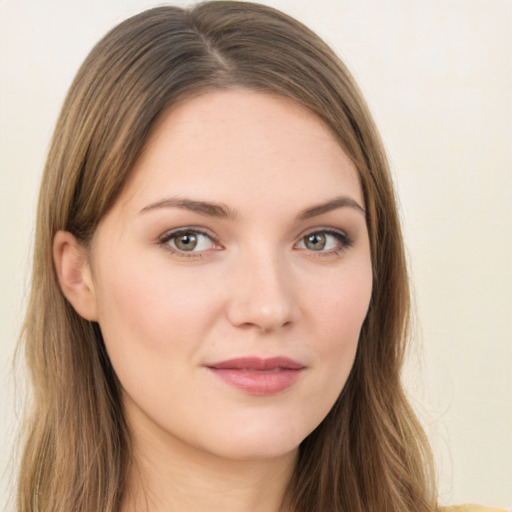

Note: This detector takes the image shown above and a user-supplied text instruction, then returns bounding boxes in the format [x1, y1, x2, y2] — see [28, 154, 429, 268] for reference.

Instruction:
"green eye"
[174, 233, 198, 251]
[304, 233, 327, 251]
[297, 229, 351, 253]
[163, 230, 216, 253]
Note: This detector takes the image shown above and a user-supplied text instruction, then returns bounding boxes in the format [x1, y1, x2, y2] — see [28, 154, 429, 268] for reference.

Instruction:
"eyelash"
[158, 228, 220, 259]
[158, 227, 353, 259]
[298, 228, 354, 257]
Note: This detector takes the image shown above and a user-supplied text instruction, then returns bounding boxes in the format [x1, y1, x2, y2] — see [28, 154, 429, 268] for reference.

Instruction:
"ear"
[53, 230, 98, 321]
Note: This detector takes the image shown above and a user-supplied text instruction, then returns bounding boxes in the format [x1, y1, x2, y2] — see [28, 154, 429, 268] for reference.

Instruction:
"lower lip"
[207, 368, 304, 396]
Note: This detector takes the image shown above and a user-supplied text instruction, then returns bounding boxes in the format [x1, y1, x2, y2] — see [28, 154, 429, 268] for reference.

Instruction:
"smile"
[206, 357, 306, 396]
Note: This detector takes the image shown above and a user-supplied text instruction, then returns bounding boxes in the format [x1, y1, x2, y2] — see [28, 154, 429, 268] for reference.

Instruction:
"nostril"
[226, 297, 299, 332]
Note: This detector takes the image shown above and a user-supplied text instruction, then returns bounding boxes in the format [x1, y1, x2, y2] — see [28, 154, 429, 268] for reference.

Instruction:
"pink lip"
[206, 357, 305, 396]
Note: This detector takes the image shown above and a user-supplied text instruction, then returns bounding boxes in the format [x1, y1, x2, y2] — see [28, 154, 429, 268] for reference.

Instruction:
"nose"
[226, 249, 300, 333]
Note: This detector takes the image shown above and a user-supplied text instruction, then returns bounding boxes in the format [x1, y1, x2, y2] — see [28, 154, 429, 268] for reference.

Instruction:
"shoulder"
[441, 505, 510, 512]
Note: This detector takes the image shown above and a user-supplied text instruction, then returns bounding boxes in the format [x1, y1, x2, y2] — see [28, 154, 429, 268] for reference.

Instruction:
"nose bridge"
[226, 243, 298, 331]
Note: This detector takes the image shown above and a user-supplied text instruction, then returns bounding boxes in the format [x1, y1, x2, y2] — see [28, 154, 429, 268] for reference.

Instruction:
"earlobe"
[53, 230, 98, 321]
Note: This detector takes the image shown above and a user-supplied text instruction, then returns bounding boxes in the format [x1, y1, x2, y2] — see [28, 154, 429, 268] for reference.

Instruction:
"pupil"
[176, 233, 197, 251]
[306, 233, 326, 250]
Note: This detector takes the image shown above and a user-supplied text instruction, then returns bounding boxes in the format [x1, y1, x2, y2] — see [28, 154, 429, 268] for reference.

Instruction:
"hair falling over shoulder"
[16, 2, 438, 511]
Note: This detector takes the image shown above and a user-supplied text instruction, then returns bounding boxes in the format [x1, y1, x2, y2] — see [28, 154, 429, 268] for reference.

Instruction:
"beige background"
[1, 0, 511, 510]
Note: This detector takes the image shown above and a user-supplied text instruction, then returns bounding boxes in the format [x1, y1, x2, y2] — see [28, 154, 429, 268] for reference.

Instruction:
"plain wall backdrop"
[1, 0, 511, 510]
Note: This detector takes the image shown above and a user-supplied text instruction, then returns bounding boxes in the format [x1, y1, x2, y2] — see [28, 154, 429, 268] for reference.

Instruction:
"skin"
[54, 89, 373, 512]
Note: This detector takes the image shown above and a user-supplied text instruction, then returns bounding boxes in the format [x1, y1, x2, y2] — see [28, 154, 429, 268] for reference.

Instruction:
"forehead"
[116, 89, 363, 215]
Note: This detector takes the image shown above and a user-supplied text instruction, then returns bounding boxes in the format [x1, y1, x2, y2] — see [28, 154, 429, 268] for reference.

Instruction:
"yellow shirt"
[442, 505, 510, 512]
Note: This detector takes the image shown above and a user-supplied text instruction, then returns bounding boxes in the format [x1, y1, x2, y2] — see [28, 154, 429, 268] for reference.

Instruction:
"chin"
[198, 418, 312, 461]
[210, 438, 300, 462]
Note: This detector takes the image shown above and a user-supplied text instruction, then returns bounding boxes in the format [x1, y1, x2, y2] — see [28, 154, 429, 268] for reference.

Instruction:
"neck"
[120, 410, 296, 512]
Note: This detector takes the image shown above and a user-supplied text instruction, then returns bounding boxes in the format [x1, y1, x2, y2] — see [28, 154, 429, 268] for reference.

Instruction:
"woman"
[15, 2, 504, 512]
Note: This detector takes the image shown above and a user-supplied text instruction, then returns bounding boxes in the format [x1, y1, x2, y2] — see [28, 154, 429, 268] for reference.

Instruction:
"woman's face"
[86, 90, 372, 461]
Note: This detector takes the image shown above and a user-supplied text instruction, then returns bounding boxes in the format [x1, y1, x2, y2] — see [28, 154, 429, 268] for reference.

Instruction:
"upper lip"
[206, 356, 305, 371]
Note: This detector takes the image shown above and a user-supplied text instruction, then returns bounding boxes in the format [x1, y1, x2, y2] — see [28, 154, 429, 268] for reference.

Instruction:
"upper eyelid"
[157, 226, 352, 250]
[295, 227, 353, 250]
[297, 226, 349, 239]
[158, 225, 347, 238]
[158, 226, 218, 243]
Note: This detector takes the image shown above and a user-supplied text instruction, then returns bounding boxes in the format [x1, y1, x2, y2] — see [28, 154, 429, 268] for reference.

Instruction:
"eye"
[161, 229, 217, 253]
[296, 229, 352, 253]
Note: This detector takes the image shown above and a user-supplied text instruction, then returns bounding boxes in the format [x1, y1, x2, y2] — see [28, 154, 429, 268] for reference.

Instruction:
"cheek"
[304, 264, 371, 393]
[92, 254, 223, 376]
[306, 259, 372, 337]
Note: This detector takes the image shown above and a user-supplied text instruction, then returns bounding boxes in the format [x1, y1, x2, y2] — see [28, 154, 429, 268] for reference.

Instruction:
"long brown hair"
[17, 2, 437, 511]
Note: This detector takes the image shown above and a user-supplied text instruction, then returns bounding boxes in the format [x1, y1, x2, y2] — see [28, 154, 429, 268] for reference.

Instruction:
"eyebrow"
[140, 195, 365, 220]
[140, 198, 238, 219]
[297, 196, 365, 220]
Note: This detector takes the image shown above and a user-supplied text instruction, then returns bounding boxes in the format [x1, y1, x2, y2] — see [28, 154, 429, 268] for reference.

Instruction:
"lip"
[205, 357, 306, 396]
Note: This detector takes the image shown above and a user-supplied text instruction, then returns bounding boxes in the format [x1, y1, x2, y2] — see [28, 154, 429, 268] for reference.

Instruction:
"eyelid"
[158, 226, 214, 243]
[295, 227, 353, 253]
[158, 226, 222, 257]
[156, 225, 353, 258]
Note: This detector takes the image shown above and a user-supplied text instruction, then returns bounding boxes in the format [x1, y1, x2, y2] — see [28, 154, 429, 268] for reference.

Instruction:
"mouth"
[205, 357, 306, 396]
